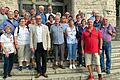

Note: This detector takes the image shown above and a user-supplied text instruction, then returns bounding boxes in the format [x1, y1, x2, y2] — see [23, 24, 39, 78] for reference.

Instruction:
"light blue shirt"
[90, 16, 95, 21]
[50, 23, 64, 44]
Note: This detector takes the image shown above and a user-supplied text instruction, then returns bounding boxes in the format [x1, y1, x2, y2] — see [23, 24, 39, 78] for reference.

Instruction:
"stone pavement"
[0, 41, 119, 80]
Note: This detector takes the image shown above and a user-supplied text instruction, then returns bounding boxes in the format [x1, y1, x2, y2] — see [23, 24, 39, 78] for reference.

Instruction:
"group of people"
[0, 4, 116, 80]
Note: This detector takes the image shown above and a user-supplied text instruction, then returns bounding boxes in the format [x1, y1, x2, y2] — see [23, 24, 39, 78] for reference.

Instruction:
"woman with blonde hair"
[1, 26, 16, 79]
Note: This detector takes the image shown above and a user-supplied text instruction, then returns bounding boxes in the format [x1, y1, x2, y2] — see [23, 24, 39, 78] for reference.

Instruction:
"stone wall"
[0, 0, 18, 11]
[65, 0, 116, 26]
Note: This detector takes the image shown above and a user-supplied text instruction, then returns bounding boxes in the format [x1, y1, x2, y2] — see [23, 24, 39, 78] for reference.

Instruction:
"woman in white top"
[66, 19, 78, 69]
[14, 18, 31, 71]
[1, 26, 16, 79]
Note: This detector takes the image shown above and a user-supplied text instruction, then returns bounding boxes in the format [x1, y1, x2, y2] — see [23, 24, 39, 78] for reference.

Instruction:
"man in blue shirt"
[36, 6, 47, 24]
[89, 11, 96, 22]
[0, 11, 18, 34]
[50, 15, 65, 69]
[94, 15, 103, 29]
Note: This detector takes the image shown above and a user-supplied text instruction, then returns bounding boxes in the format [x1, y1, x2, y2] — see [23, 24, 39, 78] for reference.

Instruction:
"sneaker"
[72, 64, 76, 69]
[69, 65, 72, 69]
[59, 65, 65, 69]
[88, 74, 94, 80]
[53, 65, 58, 70]
[8, 74, 12, 77]
[98, 77, 102, 80]
[106, 70, 110, 74]
[79, 64, 82, 67]
[101, 69, 105, 73]
[26, 65, 32, 70]
[3, 75, 7, 79]
[18, 66, 22, 71]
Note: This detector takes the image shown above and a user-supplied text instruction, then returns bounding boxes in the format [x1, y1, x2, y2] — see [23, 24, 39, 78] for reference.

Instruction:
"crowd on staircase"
[0, 4, 116, 80]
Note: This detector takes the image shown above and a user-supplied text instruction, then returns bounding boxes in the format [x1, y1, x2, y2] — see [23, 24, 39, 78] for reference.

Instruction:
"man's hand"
[5, 49, 9, 57]
[108, 30, 112, 35]
[14, 49, 16, 55]
[15, 44, 19, 49]
[31, 48, 35, 53]
[99, 49, 102, 55]
[82, 49, 84, 54]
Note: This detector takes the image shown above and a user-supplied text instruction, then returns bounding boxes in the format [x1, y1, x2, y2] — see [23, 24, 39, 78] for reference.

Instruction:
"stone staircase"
[0, 41, 119, 80]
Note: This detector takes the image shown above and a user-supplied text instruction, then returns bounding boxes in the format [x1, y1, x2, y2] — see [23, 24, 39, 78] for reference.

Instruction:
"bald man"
[50, 15, 65, 69]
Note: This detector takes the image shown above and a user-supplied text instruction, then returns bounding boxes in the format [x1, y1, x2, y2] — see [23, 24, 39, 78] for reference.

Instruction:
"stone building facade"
[0, 0, 18, 11]
[0, 0, 116, 26]
[65, 0, 116, 26]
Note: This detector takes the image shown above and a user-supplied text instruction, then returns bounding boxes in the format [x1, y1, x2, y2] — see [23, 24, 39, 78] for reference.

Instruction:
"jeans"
[100, 41, 112, 71]
[78, 40, 82, 65]
[3, 53, 14, 76]
[67, 43, 77, 60]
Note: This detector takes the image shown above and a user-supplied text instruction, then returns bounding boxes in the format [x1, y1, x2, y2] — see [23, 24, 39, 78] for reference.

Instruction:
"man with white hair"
[36, 5, 47, 24]
[46, 5, 56, 20]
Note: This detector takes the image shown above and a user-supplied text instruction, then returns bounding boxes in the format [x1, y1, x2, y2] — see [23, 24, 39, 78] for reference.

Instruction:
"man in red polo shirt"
[81, 19, 102, 80]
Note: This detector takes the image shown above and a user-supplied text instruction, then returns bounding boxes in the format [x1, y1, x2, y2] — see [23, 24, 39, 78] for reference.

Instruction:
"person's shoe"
[8, 74, 12, 77]
[18, 66, 22, 71]
[35, 73, 41, 78]
[42, 73, 48, 78]
[53, 65, 58, 70]
[59, 65, 65, 69]
[98, 76, 102, 80]
[72, 64, 76, 69]
[69, 65, 72, 69]
[101, 69, 105, 73]
[88, 74, 94, 80]
[79, 64, 82, 67]
[3, 75, 7, 79]
[26, 65, 32, 70]
[106, 70, 110, 74]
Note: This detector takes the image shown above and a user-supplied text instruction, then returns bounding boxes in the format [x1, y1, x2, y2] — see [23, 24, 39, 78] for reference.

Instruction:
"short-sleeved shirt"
[66, 26, 77, 44]
[90, 16, 95, 21]
[14, 26, 30, 45]
[0, 14, 8, 25]
[1, 33, 14, 54]
[94, 21, 102, 29]
[101, 24, 116, 42]
[82, 27, 102, 53]
[50, 23, 64, 44]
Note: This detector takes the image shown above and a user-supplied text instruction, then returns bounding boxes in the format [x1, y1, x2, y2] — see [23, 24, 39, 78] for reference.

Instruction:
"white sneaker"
[72, 64, 76, 69]
[69, 65, 72, 69]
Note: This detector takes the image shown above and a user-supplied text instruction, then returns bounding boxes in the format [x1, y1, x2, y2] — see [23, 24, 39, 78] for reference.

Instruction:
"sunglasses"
[89, 32, 92, 37]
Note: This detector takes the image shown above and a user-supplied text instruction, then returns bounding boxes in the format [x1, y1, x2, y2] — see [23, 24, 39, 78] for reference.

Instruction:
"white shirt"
[36, 25, 42, 43]
[46, 13, 56, 20]
[14, 26, 30, 45]
[1, 33, 14, 54]
[66, 26, 78, 44]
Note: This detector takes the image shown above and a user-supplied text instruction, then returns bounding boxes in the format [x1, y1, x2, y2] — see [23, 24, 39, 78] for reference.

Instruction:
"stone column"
[71, 0, 76, 18]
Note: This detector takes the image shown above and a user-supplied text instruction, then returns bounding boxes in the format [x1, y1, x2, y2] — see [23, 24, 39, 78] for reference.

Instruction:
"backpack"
[17, 26, 30, 34]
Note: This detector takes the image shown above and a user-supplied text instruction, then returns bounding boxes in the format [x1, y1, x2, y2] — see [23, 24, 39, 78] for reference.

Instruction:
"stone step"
[0, 68, 119, 80]
[0, 63, 119, 76]
[111, 41, 120, 48]
[112, 48, 120, 53]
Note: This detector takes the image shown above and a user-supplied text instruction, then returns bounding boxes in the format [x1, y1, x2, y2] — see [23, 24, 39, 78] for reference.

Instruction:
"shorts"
[85, 53, 100, 66]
